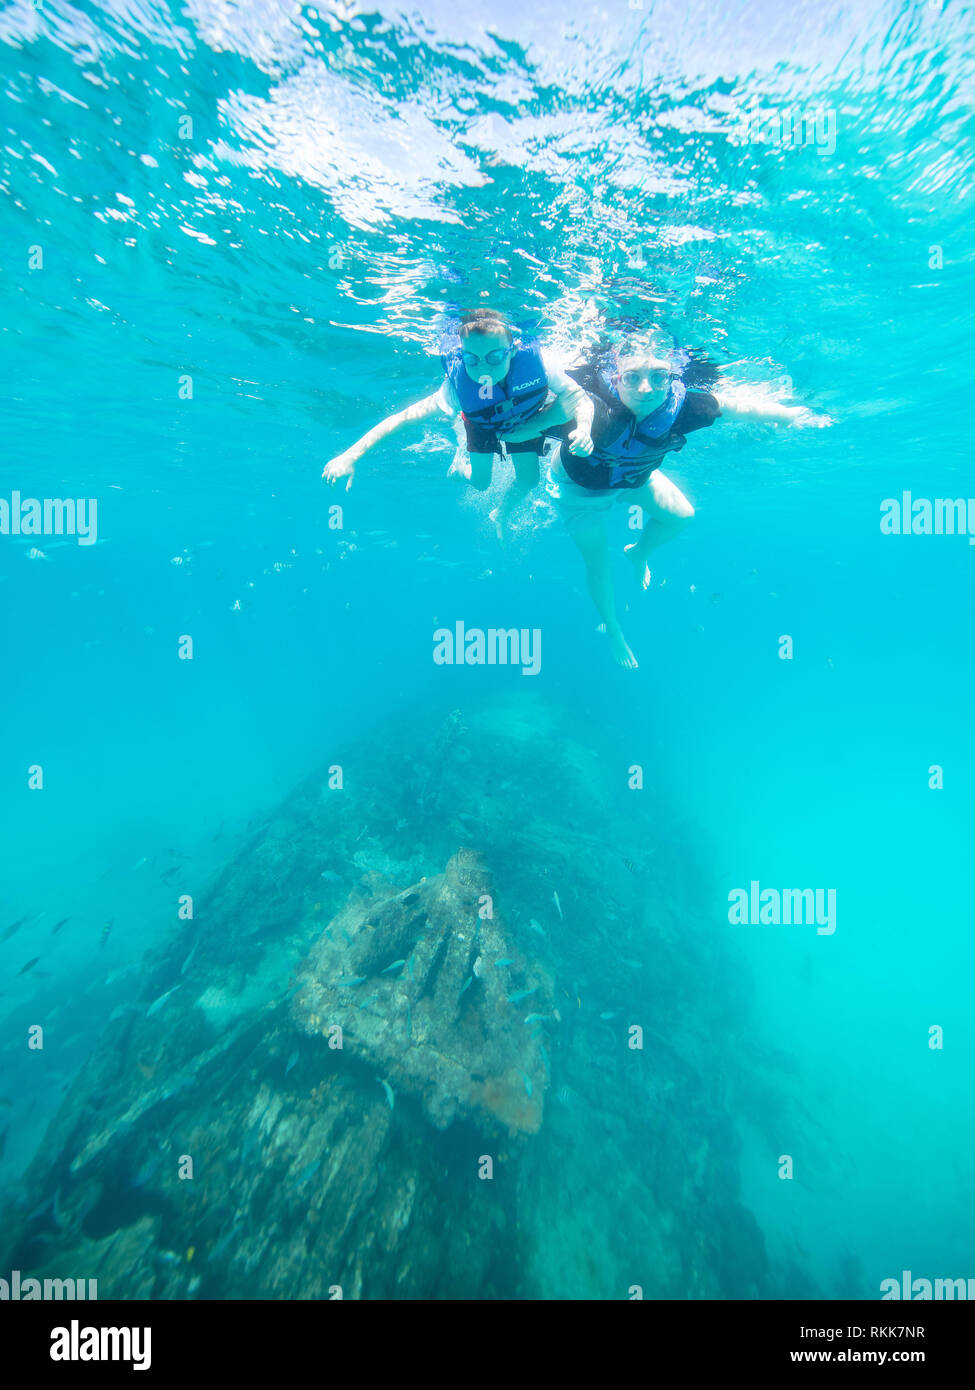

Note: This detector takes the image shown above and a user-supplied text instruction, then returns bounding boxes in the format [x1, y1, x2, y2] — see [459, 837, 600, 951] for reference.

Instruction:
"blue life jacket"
[441, 334, 550, 437]
[560, 344, 720, 489]
[589, 378, 688, 488]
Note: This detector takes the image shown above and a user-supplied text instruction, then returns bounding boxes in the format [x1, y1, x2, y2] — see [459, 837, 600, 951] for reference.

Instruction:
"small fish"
[1, 917, 28, 942]
[285, 1050, 299, 1075]
[293, 1158, 322, 1186]
[622, 858, 640, 875]
[552, 890, 563, 920]
[130, 1154, 162, 1187]
[180, 941, 198, 976]
[458, 974, 474, 998]
[472, 955, 484, 978]
[108, 1002, 139, 1023]
[494, 957, 514, 967]
[380, 959, 406, 975]
[620, 957, 643, 969]
[186, 1247, 195, 1262]
[160, 865, 180, 881]
[407, 953, 415, 979]
[521, 1072, 533, 1098]
[146, 984, 181, 1018]
[100, 921, 114, 948]
[319, 870, 340, 882]
[17, 957, 40, 977]
[600, 1010, 619, 1021]
[528, 919, 546, 937]
[50, 917, 70, 936]
[132, 857, 148, 871]
[378, 1078, 395, 1110]
[104, 963, 137, 985]
[507, 987, 537, 1004]
[340, 929, 354, 945]
[357, 992, 380, 1009]
[523, 1013, 549, 1025]
[337, 975, 367, 987]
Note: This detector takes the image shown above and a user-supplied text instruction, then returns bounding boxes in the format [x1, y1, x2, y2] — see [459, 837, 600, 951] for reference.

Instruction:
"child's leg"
[571, 520, 638, 670]
[448, 450, 495, 490]
[447, 415, 495, 490]
[624, 470, 694, 590]
[491, 448, 541, 540]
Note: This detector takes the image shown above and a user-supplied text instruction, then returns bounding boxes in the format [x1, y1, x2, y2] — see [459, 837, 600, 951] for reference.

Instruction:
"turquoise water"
[1, 0, 973, 1300]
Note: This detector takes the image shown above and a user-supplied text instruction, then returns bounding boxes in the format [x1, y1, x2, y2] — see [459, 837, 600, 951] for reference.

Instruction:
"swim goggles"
[462, 344, 515, 369]
[619, 366, 672, 390]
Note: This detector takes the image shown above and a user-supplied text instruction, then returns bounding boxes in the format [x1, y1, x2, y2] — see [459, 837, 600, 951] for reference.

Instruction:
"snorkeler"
[322, 309, 594, 539]
[503, 334, 831, 669]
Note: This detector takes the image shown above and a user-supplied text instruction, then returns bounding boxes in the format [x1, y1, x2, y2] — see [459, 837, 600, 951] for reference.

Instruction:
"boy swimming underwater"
[504, 334, 832, 669]
[322, 309, 594, 539]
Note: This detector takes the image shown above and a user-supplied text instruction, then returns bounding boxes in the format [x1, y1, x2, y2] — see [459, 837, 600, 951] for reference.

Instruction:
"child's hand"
[791, 407, 834, 428]
[568, 425, 594, 457]
[323, 451, 357, 489]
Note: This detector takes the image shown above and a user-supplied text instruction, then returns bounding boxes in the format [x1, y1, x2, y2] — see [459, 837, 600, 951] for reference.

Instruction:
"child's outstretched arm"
[562, 379, 594, 455]
[715, 391, 833, 428]
[323, 393, 443, 489]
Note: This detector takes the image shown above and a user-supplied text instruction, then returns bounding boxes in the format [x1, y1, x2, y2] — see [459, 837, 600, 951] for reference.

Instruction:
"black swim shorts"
[462, 416, 543, 456]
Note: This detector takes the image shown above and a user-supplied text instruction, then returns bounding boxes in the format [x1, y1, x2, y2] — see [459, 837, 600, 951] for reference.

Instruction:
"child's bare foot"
[608, 626, 638, 669]
[488, 506, 514, 547]
[597, 622, 638, 669]
[624, 543, 652, 590]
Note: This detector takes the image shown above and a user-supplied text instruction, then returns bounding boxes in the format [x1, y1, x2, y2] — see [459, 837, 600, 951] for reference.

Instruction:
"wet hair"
[612, 329, 673, 371]
[459, 309, 514, 342]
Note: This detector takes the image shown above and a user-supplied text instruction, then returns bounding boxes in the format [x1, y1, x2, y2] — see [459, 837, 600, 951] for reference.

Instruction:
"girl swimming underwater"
[322, 309, 594, 540]
[504, 333, 832, 668]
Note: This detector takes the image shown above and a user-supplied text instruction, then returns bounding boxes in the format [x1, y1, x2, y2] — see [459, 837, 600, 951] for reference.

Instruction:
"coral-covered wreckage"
[0, 698, 781, 1299]
[293, 850, 550, 1136]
